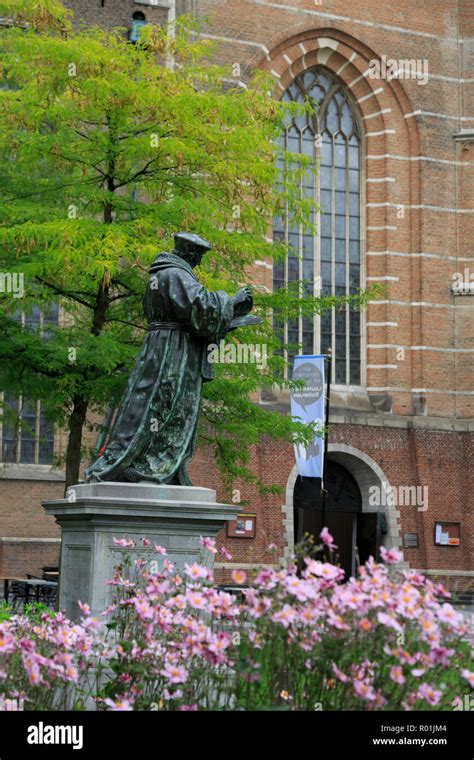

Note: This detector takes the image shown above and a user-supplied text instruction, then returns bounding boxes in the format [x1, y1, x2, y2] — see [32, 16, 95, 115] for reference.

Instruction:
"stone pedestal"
[42, 482, 240, 620]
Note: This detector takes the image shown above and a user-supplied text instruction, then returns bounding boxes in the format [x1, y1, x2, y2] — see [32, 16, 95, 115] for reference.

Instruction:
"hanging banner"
[291, 355, 326, 478]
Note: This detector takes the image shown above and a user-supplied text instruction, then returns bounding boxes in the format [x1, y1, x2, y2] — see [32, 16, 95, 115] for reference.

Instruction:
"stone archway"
[282, 443, 403, 563]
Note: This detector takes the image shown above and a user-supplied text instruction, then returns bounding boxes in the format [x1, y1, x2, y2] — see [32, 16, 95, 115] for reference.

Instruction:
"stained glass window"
[273, 68, 362, 385]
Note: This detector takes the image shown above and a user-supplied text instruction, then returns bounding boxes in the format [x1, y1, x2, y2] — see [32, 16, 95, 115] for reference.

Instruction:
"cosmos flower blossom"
[320, 527, 338, 551]
[380, 546, 403, 564]
[199, 536, 217, 554]
[231, 569, 247, 585]
[104, 697, 135, 711]
[160, 663, 188, 684]
[417, 683, 442, 706]
[0, 530, 470, 713]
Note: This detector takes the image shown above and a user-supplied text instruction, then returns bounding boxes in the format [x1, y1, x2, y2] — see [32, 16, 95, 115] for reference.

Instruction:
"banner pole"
[321, 348, 332, 530]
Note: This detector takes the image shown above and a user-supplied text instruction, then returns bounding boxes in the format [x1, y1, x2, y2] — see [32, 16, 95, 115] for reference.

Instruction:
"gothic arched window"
[273, 68, 362, 385]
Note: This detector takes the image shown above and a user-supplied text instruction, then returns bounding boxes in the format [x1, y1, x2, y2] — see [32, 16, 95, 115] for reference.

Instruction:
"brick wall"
[64, 0, 169, 30]
[0, 0, 471, 592]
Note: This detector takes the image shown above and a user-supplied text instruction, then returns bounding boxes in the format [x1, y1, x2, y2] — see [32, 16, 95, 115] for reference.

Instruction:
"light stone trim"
[413, 569, 474, 578]
[0, 464, 65, 481]
[214, 562, 277, 570]
[368, 299, 470, 308]
[366, 129, 396, 136]
[200, 31, 270, 56]
[366, 276, 399, 281]
[367, 153, 474, 167]
[367, 202, 474, 214]
[405, 111, 474, 122]
[357, 88, 384, 103]
[364, 109, 392, 120]
[349, 69, 371, 87]
[368, 344, 474, 354]
[367, 250, 474, 261]
[316, 38, 339, 51]
[337, 52, 357, 74]
[252, 1, 467, 43]
[366, 386, 474, 396]
[0, 537, 61, 543]
[366, 321, 399, 326]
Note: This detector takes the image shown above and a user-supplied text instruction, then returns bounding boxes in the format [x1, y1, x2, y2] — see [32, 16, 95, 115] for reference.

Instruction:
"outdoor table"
[0, 577, 57, 604]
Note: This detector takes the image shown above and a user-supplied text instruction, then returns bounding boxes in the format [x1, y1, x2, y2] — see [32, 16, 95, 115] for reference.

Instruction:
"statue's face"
[187, 249, 205, 268]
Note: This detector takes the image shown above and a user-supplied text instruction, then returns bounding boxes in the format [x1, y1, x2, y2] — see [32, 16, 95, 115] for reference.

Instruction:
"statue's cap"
[173, 232, 211, 256]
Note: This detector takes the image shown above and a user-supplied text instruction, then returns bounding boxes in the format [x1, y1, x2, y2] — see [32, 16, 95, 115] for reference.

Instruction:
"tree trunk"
[64, 394, 89, 494]
[63, 127, 115, 493]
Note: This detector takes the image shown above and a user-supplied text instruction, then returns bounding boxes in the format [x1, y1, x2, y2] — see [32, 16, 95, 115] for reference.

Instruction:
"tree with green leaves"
[0, 0, 375, 494]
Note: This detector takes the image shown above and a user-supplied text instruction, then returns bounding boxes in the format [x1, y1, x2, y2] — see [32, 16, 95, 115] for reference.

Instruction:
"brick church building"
[0, 0, 472, 593]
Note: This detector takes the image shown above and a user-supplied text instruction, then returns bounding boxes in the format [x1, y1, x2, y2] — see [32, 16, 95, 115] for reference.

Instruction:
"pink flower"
[154, 544, 167, 555]
[78, 601, 90, 616]
[200, 536, 217, 554]
[437, 603, 462, 627]
[272, 604, 298, 628]
[320, 527, 338, 551]
[389, 665, 405, 684]
[141, 538, 151, 547]
[184, 563, 208, 580]
[186, 591, 207, 610]
[113, 537, 135, 548]
[429, 647, 454, 666]
[461, 670, 474, 688]
[134, 598, 154, 620]
[221, 546, 233, 561]
[306, 561, 342, 582]
[327, 610, 350, 631]
[104, 697, 134, 711]
[354, 680, 376, 701]
[231, 569, 247, 585]
[418, 683, 442, 706]
[380, 546, 403, 564]
[332, 663, 349, 683]
[0, 633, 16, 655]
[377, 612, 403, 633]
[207, 632, 231, 655]
[161, 663, 188, 684]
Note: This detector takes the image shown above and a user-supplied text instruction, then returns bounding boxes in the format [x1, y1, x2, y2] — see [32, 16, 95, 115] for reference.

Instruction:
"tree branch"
[35, 276, 95, 308]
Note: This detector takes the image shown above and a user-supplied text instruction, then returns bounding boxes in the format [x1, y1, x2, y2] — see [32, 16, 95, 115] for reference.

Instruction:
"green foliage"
[0, 600, 12, 622]
[0, 1, 376, 491]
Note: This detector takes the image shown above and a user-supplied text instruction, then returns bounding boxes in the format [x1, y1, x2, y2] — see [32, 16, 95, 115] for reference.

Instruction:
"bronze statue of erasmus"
[85, 232, 256, 486]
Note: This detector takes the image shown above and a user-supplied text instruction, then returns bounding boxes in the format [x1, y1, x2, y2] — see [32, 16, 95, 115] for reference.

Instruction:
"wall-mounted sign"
[227, 514, 256, 539]
[403, 532, 419, 549]
[434, 522, 460, 546]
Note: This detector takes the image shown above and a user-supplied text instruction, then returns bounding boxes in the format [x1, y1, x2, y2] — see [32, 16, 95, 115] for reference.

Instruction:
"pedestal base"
[43, 482, 240, 620]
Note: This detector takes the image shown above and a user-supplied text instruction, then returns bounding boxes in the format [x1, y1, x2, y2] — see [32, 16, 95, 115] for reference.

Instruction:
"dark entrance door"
[294, 460, 376, 578]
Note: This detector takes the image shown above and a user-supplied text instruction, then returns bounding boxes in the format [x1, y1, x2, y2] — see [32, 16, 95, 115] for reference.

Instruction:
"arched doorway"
[282, 445, 404, 573]
[293, 459, 384, 577]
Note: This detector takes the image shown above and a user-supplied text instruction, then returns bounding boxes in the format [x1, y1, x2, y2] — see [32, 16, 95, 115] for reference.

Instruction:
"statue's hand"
[232, 286, 253, 316]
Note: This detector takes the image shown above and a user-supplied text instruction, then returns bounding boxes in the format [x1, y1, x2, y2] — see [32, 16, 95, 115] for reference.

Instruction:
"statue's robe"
[85, 253, 234, 484]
